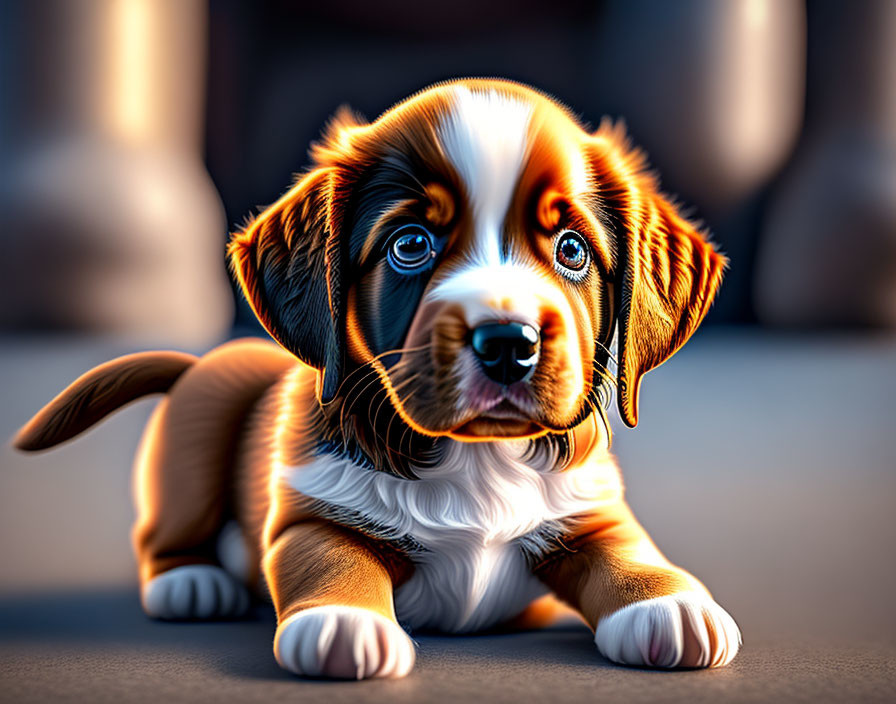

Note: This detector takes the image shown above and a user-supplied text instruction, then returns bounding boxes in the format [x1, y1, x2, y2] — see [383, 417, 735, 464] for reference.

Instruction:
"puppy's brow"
[536, 189, 566, 231]
[424, 182, 455, 227]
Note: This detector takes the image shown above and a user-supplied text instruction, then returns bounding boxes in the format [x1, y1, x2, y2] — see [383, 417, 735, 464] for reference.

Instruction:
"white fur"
[274, 605, 415, 680]
[141, 564, 250, 620]
[428, 262, 556, 329]
[283, 441, 622, 633]
[216, 519, 251, 582]
[432, 87, 587, 399]
[439, 86, 532, 266]
[595, 591, 742, 668]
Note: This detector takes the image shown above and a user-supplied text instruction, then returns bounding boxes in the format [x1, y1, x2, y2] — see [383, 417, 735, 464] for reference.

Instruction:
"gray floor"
[2, 329, 895, 703]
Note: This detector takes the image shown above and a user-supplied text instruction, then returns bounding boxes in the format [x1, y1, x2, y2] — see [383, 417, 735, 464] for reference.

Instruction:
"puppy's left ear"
[228, 167, 350, 402]
[592, 129, 727, 427]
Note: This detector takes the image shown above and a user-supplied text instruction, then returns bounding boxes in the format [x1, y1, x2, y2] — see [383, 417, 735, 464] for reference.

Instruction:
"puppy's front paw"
[595, 591, 741, 668]
[274, 606, 416, 680]
[141, 565, 251, 620]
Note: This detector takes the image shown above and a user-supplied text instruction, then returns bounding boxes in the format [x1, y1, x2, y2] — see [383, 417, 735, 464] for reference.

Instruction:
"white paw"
[595, 591, 742, 668]
[274, 606, 416, 680]
[141, 565, 251, 620]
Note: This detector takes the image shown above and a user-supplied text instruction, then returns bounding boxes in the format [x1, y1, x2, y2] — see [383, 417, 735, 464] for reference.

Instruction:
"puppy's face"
[341, 88, 613, 440]
[230, 80, 725, 446]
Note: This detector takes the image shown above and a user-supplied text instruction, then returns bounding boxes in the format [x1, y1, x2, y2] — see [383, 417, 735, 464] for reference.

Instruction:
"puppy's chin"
[449, 417, 545, 441]
[394, 391, 582, 441]
[447, 402, 548, 440]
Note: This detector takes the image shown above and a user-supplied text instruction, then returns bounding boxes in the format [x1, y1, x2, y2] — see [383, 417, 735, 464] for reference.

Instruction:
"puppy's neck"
[308, 385, 607, 479]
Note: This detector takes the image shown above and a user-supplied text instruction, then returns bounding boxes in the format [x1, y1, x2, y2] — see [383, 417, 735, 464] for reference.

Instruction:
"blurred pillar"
[587, 0, 806, 321]
[0, 0, 233, 345]
[754, 0, 896, 328]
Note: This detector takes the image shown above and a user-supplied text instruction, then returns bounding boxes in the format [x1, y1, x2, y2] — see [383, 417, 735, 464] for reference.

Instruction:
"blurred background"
[1, 1, 894, 702]
[1, 0, 894, 337]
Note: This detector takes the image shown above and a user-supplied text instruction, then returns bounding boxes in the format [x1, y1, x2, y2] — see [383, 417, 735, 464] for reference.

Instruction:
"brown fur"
[535, 501, 707, 628]
[265, 520, 410, 623]
[131, 339, 295, 584]
[14, 351, 196, 451]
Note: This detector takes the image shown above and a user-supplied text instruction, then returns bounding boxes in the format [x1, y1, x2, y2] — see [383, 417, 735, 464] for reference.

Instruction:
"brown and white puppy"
[16, 79, 740, 679]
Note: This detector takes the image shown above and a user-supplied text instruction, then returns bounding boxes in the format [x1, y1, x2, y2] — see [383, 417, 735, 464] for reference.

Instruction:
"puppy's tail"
[13, 351, 198, 452]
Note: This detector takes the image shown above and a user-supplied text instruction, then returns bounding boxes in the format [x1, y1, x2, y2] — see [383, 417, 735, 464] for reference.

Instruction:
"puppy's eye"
[554, 230, 590, 280]
[388, 225, 436, 272]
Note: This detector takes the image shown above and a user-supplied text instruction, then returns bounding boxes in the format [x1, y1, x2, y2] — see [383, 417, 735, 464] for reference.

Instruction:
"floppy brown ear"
[589, 124, 726, 427]
[228, 167, 347, 402]
[613, 192, 726, 427]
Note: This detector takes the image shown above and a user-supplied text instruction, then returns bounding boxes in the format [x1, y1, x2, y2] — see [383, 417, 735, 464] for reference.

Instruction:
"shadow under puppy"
[16, 79, 740, 679]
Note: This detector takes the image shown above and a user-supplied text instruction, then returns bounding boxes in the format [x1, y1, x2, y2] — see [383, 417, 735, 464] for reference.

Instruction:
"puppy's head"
[230, 79, 725, 448]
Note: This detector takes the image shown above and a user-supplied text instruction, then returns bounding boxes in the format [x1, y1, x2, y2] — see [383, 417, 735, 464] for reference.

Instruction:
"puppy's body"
[16, 79, 741, 679]
[135, 344, 618, 633]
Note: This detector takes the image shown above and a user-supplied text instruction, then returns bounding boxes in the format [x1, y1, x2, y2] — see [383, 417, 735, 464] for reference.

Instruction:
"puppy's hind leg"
[132, 396, 248, 620]
[132, 339, 293, 620]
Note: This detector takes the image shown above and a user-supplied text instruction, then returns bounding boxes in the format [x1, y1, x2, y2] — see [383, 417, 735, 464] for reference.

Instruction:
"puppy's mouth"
[450, 397, 543, 439]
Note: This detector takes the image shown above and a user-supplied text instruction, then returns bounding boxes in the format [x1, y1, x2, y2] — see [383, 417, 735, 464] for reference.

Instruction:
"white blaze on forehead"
[429, 263, 561, 327]
[438, 86, 533, 266]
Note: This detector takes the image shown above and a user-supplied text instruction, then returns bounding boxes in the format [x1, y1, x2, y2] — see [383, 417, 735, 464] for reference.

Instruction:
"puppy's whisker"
[364, 179, 427, 200]
[370, 372, 419, 432]
[340, 372, 386, 439]
[591, 361, 617, 388]
[334, 351, 426, 430]
[352, 381, 421, 468]
[370, 382, 394, 433]
[337, 369, 389, 440]
[345, 357, 418, 412]
[593, 339, 619, 367]
[398, 420, 414, 461]
[381, 389, 425, 464]
[339, 356, 415, 404]
[375, 160, 430, 196]
[380, 375, 422, 450]
[337, 360, 425, 454]
[320, 344, 433, 408]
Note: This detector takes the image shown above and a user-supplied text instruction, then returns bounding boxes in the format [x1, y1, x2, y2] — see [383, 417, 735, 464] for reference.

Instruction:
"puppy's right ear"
[228, 167, 346, 402]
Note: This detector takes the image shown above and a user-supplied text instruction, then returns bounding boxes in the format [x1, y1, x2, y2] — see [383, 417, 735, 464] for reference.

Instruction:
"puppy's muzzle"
[469, 322, 540, 386]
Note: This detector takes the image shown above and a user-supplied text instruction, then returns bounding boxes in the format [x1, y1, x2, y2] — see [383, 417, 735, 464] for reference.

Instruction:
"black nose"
[470, 322, 540, 386]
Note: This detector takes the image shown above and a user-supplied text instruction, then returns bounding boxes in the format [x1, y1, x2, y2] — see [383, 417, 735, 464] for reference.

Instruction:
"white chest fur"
[282, 440, 622, 633]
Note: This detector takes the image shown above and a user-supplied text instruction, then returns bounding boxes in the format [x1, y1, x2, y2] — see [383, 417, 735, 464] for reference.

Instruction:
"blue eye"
[554, 230, 590, 280]
[388, 225, 435, 272]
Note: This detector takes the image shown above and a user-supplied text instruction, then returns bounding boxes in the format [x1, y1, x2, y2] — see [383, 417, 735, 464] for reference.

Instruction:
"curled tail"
[13, 351, 198, 452]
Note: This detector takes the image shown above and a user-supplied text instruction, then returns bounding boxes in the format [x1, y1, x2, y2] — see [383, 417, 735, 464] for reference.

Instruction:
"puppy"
[16, 79, 740, 679]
